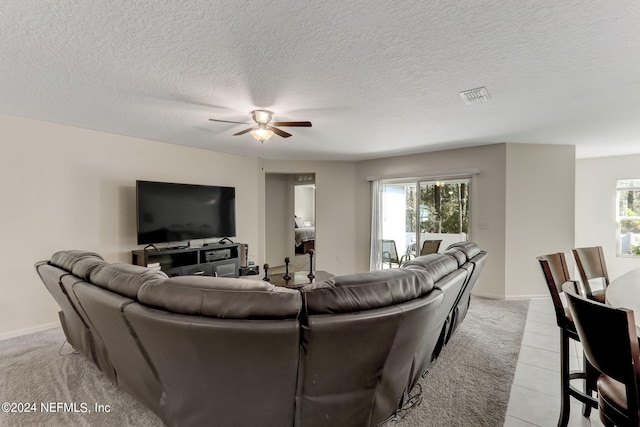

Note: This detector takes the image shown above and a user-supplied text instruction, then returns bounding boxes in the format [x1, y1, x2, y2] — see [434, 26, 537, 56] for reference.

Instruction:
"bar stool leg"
[582, 354, 595, 417]
[559, 331, 571, 427]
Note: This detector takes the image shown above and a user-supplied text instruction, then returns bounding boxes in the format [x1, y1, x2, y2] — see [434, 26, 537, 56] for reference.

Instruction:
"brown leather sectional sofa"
[35, 242, 486, 427]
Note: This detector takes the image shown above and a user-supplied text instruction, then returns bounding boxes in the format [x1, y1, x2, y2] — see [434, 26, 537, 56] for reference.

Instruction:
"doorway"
[265, 173, 316, 272]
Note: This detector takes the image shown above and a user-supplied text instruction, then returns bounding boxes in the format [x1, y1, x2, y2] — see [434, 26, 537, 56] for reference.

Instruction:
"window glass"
[379, 178, 470, 268]
[616, 179, 640, 256]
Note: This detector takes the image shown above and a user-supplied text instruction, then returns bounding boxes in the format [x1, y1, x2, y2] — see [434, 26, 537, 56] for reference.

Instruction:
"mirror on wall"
[265, 173, 316, 273]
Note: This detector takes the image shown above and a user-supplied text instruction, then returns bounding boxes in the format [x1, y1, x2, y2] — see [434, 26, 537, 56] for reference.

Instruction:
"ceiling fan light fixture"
[250, 126, 274, 141]
[210, 109, 310, 140]
[252, 109, 273, 124]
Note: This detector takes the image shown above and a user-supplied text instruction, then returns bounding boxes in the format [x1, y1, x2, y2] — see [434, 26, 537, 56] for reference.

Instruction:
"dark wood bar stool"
[572, 246, 609, 303]
[537, 253, 598, 426]
[563, 282, 640, 426]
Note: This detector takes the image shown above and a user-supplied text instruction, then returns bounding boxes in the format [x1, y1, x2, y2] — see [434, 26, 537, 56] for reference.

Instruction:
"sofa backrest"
[302, 266, 437, 316]
[137, 275, 301, 319]
[412, 268, 468, 385]
[442, 247, 467, 267]
[296, 290, 444, 427]
[59, 274, 116, 381]
[124, 303, 301, 427]
[49, 250, 106, 272]
[397, 253, 470, 387]
[447, 241, 481, 259]
[444, 242, 488, 339]
[297, 254, 467, 427]
[401, 253, 459, 277]
[72, 281, 163, 414]
[127, 275, 303, 426]
[90, 263, 167, 299]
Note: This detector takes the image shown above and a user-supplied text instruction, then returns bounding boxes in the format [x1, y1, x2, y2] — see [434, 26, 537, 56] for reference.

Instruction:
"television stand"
[132, 243, 241, 278]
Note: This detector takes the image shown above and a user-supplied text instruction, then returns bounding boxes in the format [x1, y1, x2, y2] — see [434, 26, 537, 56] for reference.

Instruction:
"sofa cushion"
[443, 248, 467, 267]
[402, 254, 459, 281]
[329, 268, 433, 290]
[50, 250, 104, 275]
[71, 258, 109, 281]
[302, 269, 435, 314]
[447, 241, 481, 259]
[90, 263, 168, 299]
[137, 276, 302, 319]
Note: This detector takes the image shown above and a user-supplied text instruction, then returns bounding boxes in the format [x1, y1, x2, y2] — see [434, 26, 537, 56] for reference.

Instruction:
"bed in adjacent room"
[294, 216, 315, 254]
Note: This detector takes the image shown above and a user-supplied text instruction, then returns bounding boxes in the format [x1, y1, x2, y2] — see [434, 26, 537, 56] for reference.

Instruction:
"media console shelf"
[132, 243, 241, 278]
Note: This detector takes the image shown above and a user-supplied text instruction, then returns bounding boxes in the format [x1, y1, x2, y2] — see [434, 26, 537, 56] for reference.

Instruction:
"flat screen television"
[136, 180, 236, 245]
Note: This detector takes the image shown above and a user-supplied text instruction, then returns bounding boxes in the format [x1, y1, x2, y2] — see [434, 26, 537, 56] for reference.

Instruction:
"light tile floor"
[504, 298, 605, 427]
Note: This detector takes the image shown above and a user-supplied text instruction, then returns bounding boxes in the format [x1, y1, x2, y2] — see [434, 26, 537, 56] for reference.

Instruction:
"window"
[409, 180, 470, 236]
[616, 179, 640, 256]
[371, 177, 471, 270]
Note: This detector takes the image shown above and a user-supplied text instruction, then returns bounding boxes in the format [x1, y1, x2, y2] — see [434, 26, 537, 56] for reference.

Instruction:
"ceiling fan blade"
[268, 126, 292, 138]
[271, 121, 312, 127]
[233, 127, 254, 136]
[209, 118, 251, 125]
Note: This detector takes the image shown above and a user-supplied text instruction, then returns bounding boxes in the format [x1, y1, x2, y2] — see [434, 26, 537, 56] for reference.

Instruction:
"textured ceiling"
[2, 1, 640, 160]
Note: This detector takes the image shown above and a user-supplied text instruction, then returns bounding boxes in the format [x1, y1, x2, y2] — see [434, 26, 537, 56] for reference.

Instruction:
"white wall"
[505, 144, 575, 298]
[0, 114, 260, 337]
[576, 154, 640, 280]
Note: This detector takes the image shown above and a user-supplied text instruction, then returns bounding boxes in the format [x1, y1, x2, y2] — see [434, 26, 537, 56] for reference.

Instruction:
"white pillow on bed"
[294, 216, 305, 228]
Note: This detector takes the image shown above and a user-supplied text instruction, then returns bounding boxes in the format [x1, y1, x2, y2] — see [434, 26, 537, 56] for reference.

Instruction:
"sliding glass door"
[375, 177, 471, 269]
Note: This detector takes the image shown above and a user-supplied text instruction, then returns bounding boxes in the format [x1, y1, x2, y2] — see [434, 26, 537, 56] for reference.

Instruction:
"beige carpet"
[0, 297, 527, 427]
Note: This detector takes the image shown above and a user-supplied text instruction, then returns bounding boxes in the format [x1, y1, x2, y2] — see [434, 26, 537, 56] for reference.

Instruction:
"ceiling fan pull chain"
[260, 140, 264, 171]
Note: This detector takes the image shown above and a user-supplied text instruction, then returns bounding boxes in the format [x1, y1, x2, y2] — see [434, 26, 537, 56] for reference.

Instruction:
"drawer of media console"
[181, 263, 214, 276]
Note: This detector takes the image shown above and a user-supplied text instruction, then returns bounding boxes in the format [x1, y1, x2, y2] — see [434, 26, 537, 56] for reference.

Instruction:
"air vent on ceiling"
[459, 87, 491, 105]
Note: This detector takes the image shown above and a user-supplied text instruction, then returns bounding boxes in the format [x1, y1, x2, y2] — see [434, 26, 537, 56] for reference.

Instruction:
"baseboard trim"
[471, 291, 505, 300]
[0, 322, 59, 341]
[472, 291, 548, 301]
[503, 294, 548, 301]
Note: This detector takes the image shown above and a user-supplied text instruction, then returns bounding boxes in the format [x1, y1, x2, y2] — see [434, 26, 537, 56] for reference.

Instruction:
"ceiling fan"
[209, 110, 312, 141]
